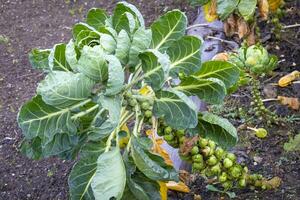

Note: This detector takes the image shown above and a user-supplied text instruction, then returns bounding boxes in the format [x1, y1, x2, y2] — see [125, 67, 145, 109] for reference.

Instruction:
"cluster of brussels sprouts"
[250, 79, 278, 125]
[123, 90, 153, 121]
[271, 8, 285, 39]
[156, 119, 186, 148]
[179, 136, 274, 190]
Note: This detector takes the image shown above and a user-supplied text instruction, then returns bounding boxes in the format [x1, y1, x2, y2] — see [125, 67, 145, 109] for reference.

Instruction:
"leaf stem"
[71, 104, 99, 120]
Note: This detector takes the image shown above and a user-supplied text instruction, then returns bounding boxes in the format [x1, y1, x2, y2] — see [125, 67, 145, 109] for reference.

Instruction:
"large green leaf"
[37, 71, 95, 107]
[189, 0, 211, 6]
[175, 76, 227, 104]
[151, 10, 187, 51]
[49, 43, 72, 71]
[238, 0, 257, 21]
[167, 35, 202, 77]
[112, 2, 144, 33]
[28, 48, 50, 70]
[17, 95, 77, 141]
[72, 22, 95, 40]
[86, 8, 108, 30]
[196, 112, 238, 148]
[20, 137, 42, 160]
[194, 61, 240, 88]
[68, 141, 106, 200]
[131, 137, 179, 182]
[75, 30, 100, 49]
[104, 55, 124, 96]
[139, 49, 170, 91]
[99, 32, 117, 54]
[128, 27, 152, 67]
[115, 30, 131, 65]
[217, 0, 239, 20]
[153, 89, 198, 129]
[91, 148, 126, 200]
[77, 45, 108, 81]
[89, 94, 122, 141]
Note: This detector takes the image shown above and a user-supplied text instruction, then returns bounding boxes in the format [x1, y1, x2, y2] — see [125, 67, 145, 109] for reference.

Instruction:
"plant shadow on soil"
[0, 0, 299, 200]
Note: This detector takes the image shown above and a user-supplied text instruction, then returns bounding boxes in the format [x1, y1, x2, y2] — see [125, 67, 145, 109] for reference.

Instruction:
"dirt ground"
[0, 0, 299, 200]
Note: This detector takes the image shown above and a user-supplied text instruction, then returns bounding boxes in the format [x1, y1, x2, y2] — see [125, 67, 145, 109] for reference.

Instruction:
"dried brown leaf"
[258, 0, 269, 20]
[278, 96, 300, 110]
[278, 70, 300, 87]
[237, 18, 250, 39]
[179, 136, 198, 156]
[212, 52, 229, 61]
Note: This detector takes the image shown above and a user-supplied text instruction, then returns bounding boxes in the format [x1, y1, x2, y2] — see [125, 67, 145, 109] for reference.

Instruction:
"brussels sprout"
[192, 162, 204, 171]
[192, 154, 204, 163]
[176, 129, 185, 137]
[191, 146, 199, 155]
[211, 164, 221, 175]
[226, 153, 236, 162]
[164, 126, 172, 134]
[207, 155, 218, 166]
[223, 158, 233, 168]
[144, 110, 152, 118]
[238, 178, 247, 187]
[141, 101, 150, 110]
[202, 146, 211, 157]
[198, 138, 208, 148]
[222, 181, 233, 190]
[208, 140, 216, 150]
[219, 172, 228, 182]
[163, 134, 174, 141]
[129, 99, 138, 107]
[215, 147, 225, 159]
[230, 165, 242, 178]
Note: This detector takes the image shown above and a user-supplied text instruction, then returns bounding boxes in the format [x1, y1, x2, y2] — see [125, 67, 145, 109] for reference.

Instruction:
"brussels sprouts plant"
[228, 44, 279, 125]
[17, 2, 243, 199]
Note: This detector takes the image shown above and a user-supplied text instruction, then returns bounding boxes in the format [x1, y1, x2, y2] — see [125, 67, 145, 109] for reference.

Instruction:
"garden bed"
[0, 0, 299, 199]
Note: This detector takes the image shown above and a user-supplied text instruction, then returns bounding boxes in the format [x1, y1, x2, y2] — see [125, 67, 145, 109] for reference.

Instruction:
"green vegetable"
[207, 155, 218, 166]
[192, 154, 204, 163]
[164, 126, 173, 134]
[191, 146, 200, 155]
[226, 153, 236, 162]
[223, 158, 233, 168]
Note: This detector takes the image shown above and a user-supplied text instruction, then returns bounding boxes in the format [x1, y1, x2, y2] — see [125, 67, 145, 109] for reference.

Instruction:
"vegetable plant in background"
[17, 2, 278, 199]
[228, 44, 279, 125]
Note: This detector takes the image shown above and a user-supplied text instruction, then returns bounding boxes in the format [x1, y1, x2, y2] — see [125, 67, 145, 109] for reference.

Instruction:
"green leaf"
[217, 0, 239, 20]
[28, 48, 50, 70]
[206, 185, 236, 199]
[75, 30, 100, 49]
[89, 94, 122, 141]
[99, 32, 117, 54]
[77, 45, 108, 81]
[238, 0, 257, 21]
[151, 10, 187, 51]
[131, 136, 179, 182]
[114, 12, 136, 34]
[167, 36, 202, 77]
[68, 141, 106, 200]
[20, 137, 42, 160]
[175, 76, 227, 104]
[189, 0, 211, 7]
[139, 49, 170, 91]
[128, 27, 152, 67]
[37, 71, 95, 107]
[66, 40, 79, 71]
[153, 89, 198, 129]
[197, 112, 238, 148]
[86, 8, 108, 30]
[104, 55, 125, 96]
[115, 30, 131, 65]
[194, 61, 240, 88]
[72, 22, 95, 40]
[49, 43, 72, 71]
[284, 134, 300, 152]
[112, 2, 145, 33]
[91, 148, 126, 200]
[17, 95, 77, 141]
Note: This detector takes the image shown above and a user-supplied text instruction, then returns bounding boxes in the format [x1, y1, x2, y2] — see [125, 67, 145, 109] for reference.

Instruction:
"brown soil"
[0, 0, 299, 200]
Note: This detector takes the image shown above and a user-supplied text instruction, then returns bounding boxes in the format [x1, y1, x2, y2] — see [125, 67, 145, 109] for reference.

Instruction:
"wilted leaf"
[166, 181, 190, 193]
[262, 177, 282, 189]
[159, 182, 168, 200]
[237, 17, 250, 39]
[258, 0, 269, 20]
[179, 136, 198, 156]
[278, 70, 300, 87]
[268, 0, 284, 12]
[277, 96, 300, 110]
[203, 0, 218, 22]
[212, 52, 229, 61]
[246, 24, 256, 45]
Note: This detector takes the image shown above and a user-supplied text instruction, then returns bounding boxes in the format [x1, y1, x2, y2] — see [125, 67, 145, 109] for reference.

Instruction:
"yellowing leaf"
[262, 176, 282, 189]
[139, 85, 152, 95]
[278, 70, 300, 87]
[258, 0, 269, 20]
[121, 124, 129, 133]
[159, 182, 168, 200]
[212, 52, 229, 61]
[268, 0, 284, 12]
[278, 96, 300, 110]
[204, 0, 218, 22]
[166, 181, 190, 193]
